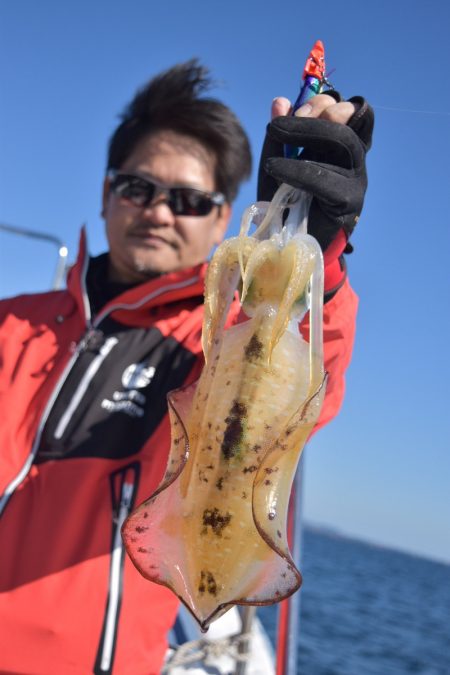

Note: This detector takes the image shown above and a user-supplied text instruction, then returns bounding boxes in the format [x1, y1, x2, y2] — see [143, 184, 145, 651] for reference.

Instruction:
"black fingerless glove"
[257, 97, 374, 299]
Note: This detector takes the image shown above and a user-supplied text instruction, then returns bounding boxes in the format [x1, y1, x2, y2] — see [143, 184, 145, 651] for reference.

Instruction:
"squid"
[122, 185, 326, 630]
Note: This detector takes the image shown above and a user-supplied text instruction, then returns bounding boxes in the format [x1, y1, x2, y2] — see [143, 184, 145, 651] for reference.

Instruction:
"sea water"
[258, 527, 450, 674]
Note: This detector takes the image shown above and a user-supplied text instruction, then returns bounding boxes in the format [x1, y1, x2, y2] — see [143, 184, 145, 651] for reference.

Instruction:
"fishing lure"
[293, 38, 327, 111]
[286, 39, 331, 159]
[122, 177, 326, 629]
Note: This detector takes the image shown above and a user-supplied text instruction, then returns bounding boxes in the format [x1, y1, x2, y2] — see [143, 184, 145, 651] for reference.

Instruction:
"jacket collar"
[66, 228, 207, 326]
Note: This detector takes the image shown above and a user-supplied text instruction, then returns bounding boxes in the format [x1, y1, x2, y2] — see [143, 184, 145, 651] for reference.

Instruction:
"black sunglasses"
[107, 170, 225, 217]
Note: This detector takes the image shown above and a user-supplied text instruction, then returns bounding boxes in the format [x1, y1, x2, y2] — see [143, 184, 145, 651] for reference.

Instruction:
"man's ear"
[101, 177, 111, 218]
[212, 203, 232, 246]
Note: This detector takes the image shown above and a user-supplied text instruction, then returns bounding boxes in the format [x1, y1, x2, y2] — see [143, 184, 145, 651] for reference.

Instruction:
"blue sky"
[1, 1, 449, 563]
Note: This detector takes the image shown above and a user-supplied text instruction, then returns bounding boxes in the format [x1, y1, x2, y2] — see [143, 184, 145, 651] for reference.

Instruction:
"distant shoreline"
[303, 521, 450, 567]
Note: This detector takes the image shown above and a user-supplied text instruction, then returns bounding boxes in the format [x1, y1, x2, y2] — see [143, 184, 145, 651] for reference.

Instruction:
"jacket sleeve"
[0, 298, 14, 371]
[0, 298, 12, 323]
[300, 278, 358, 434]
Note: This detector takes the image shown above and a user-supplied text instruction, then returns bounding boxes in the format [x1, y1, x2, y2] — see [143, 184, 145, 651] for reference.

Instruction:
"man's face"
[102, 130, 231, 284]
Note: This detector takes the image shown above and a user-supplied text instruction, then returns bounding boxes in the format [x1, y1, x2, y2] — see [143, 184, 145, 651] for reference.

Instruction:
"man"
[0, 61, 373, 674]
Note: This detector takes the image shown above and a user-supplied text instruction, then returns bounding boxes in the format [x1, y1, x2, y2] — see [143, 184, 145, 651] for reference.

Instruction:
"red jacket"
[0, 231, 358, 674]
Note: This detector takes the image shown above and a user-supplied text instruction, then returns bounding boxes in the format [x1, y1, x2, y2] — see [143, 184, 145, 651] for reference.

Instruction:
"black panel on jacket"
[35, 254, 199, 462]
[36, 321, 197, 461]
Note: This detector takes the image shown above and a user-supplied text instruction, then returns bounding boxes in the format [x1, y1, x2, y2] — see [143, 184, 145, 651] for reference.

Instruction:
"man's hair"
[107, 60, 252, 202]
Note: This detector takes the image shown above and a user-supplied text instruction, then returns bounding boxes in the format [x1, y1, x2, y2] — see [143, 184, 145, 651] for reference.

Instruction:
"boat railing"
[0, 222, 69, 290]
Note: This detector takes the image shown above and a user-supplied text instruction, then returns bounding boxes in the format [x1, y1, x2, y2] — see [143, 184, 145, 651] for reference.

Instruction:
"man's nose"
[140, 192, 175, 224]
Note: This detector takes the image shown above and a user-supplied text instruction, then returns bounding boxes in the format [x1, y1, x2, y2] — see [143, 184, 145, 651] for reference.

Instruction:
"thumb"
[271, 97, 292, 119]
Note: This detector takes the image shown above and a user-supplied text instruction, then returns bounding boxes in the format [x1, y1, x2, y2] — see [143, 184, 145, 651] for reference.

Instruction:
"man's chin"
[107, 254, 172, 284]
[133, 254, 180, 280]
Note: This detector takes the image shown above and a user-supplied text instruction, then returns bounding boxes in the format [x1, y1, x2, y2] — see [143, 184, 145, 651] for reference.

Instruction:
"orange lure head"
[303, 39, 326, 81]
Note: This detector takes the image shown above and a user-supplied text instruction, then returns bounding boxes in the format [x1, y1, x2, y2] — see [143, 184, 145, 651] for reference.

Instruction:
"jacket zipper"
[0, 274, 200, 516]
[94, 463, 140, 675]
[0, 347, 80, 516]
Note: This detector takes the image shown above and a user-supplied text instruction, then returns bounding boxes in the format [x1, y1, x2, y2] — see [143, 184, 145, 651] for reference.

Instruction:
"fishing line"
[373, 105, 450, 116]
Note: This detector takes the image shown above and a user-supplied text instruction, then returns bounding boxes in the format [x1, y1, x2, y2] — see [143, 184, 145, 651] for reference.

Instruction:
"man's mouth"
[128, 230, 177, 249]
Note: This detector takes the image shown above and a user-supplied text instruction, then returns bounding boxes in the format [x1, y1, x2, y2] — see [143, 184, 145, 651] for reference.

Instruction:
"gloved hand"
[257, 95, 374, 298]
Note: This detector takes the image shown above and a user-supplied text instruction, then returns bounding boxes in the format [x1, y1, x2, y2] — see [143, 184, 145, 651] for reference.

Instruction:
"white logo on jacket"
[101, 361, 155, 418]
[121, 363, 156, 389]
